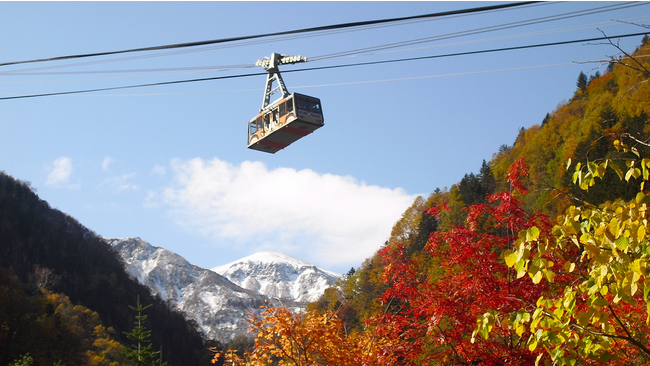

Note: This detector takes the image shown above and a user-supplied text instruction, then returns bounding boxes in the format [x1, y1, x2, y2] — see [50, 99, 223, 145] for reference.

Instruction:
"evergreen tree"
[457, 173, 483, 206]
[123, 296, 166, 366]
[576, 71, 588, 92]
[478, 160, 496, 196]
[457, 161, 496, 207]
[541, 113, 550, 126]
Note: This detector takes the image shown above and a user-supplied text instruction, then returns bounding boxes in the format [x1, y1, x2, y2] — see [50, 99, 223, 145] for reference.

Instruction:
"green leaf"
[527, 227, 540, 242]
[516, 259, 528, 278]
[615, 236, 629, 251]
[587, 161, 598, 176]
[543, 269, 556, 283]
[599, 352, 618, 362]
[610, 161, 625, 180]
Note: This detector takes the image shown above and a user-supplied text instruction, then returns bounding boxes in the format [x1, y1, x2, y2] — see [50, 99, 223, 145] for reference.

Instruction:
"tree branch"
[599, 28, 650, 78]
[606, 302, 650, 357]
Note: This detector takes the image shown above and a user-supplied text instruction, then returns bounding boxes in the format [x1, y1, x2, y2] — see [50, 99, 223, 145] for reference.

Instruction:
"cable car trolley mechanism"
[247, 53, 324, 153]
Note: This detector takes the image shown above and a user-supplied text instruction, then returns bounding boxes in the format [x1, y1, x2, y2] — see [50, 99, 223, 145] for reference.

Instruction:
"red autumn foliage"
[372, 158, 556, 365]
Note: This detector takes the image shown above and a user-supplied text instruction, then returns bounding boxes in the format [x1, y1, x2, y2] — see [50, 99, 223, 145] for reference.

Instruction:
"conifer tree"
[478, 159, 496, 196]
[123, 296, 166, 366]
[541, 113, 550, 126]
[576, 71, 588, 92]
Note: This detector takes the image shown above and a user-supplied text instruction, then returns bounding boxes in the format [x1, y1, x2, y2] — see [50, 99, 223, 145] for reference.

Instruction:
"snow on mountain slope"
[107, 237, 273, 342]
[211, 251, 340, 303]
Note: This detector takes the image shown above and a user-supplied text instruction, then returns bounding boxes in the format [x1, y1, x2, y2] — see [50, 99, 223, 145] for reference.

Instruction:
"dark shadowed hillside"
[0, 172, 216, 365]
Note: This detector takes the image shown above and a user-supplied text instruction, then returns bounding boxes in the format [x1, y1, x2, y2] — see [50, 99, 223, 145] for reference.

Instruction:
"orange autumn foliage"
[213, 305, 389, 366]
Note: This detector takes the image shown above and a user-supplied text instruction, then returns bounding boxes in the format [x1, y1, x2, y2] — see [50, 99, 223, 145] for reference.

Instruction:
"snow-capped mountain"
[212, 251, 340, 303]
[107, 237, 274, 342]
[107, 238, 339, 343]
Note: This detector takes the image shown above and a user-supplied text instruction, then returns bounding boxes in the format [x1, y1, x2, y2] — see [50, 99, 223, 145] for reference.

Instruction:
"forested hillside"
[0, 173, 215, 365]
[216, 36, 650, 365]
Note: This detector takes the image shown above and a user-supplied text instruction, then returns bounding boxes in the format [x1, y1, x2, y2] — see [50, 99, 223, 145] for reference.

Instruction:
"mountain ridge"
[108, 237, 338, 342]
[212, 250, 340, 303]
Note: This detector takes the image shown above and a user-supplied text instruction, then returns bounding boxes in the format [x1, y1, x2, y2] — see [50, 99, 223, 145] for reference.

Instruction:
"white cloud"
[102, 157, 115, 171]
[151, 164, 167, 176]
[45, 157, 73, 187]
[102, 173, 139, 192]
[159, 158, 418, 267]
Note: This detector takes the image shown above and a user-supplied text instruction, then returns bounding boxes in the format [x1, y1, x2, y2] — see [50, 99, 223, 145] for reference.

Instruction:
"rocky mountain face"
[212, 251, 340, 304]
[108, 238, 339, 342]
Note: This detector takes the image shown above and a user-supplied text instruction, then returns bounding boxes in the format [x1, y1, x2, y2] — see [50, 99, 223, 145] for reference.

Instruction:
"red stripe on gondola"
[283, 126, 312, 136]
[258, 139, 289, 149]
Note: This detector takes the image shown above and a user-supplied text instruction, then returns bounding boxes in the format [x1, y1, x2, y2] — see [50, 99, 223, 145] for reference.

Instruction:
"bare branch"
[28, 265, 60, 293]
[598, 28, 650, 78]
[613, 20, 650, 30]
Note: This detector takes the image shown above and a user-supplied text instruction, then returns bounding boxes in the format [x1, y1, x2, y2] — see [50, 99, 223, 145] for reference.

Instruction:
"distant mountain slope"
[0, 173, 210, 365]
[212, 251, 340, 303]
[490, 40, 650, 215]
[108, 237, 274, 342]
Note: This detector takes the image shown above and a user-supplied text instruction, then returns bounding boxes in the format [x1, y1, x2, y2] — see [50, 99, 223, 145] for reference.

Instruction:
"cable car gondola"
[247, 53, 324, 153]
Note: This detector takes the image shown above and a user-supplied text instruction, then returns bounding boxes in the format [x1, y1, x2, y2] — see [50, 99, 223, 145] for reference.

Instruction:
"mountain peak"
[214, 251, 310, 271]
[108, 239, 339, 341]
[212, 251, 339, 303]
[107, 237, 270, 341]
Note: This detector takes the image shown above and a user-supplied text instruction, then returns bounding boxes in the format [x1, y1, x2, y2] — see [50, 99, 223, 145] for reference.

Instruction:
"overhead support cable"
[1, 31, 647, 101]
[293, 31, 650, 74]
[0, 2, 539, 68]
[2, 2, 643, 77]
[310, 2, 648, 62]
[0, 72, 268, 100]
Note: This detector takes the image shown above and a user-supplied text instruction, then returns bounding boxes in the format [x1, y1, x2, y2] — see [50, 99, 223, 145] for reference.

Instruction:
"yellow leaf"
[636, 226, 645, 243]
[610, 161, 625, 180]
[563, 262, 576, 273]
[504, 250, 517, 267]
[526, 227, 540, 242]
[575, 311, 590, 326]
[613, 139, 622, 151]
[600, 285, 608, 296]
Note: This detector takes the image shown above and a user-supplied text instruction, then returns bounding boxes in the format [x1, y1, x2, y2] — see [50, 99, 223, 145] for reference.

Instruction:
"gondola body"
[247, 93, 324, 153]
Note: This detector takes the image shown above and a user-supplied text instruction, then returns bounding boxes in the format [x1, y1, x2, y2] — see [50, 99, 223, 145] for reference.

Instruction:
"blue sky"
[1, 2, 648, 274]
